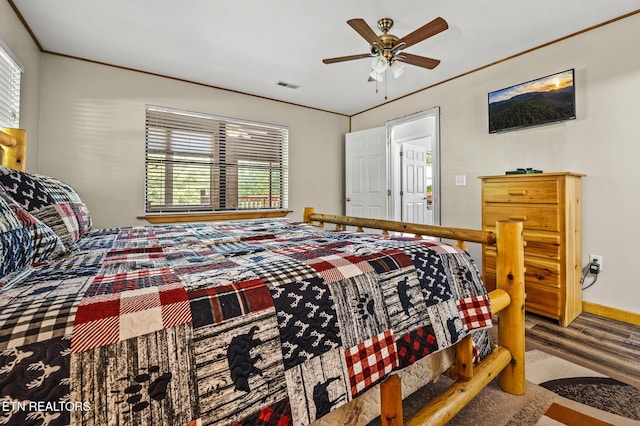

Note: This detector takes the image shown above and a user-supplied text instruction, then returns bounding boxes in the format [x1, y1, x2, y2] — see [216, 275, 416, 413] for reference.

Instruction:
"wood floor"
[524, 312, 640, 389]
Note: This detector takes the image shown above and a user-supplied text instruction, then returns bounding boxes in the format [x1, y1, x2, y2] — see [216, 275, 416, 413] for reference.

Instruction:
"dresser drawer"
[522, 231, 562, 261]
[524, 256, 561, 288]
[483, 205, 561, 232]
[483, 229, 561, 261]
[482, 180, 559, 204]
[483, 249, 560, 289]
[482, 261, 560, 319]
[526, 283, 561, 319]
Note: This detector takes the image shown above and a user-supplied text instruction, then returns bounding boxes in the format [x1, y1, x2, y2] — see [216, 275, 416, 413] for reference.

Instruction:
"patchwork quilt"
[0, 218, 492, 426]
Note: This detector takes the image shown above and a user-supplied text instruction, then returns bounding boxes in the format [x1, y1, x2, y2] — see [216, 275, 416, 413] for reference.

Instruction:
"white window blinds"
[145, 106, 289, 213]
[0, 40, 22, 128]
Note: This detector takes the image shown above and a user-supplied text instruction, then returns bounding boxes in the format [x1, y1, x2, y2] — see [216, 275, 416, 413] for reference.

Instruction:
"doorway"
[344, 107, 440, 226]
[387, 108, 440, 226]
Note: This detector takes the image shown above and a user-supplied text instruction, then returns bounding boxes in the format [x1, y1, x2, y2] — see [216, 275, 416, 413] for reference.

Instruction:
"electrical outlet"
[589, 254, 603, 271]
[455, 175, 466, 186]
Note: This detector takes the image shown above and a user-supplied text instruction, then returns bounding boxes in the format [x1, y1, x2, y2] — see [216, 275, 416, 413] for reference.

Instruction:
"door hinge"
[387, 189, 391, 196]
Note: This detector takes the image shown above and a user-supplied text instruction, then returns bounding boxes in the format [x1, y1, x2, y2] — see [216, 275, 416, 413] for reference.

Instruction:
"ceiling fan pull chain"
[385, 68, 388, 100]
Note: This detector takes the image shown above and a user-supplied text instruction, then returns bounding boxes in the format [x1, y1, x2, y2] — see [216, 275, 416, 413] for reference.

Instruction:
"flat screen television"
[488, 69, 575, 133]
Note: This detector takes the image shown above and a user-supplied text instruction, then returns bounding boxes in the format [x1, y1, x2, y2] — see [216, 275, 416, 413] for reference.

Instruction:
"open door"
[344, 127, 388, 219]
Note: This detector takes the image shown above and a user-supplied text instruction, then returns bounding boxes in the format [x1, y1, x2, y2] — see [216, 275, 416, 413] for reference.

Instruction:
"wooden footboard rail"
[303, 208, 525, 426]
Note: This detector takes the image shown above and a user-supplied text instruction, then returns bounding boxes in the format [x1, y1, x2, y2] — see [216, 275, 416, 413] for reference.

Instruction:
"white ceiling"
[11, 0, 640, 116]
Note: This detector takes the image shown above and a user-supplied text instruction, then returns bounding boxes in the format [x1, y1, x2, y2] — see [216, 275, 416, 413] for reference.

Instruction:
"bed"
[0, 128, 525, 426]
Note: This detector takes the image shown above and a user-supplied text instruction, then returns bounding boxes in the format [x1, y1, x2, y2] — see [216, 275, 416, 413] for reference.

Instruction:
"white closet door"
[344, 127, 388, 220]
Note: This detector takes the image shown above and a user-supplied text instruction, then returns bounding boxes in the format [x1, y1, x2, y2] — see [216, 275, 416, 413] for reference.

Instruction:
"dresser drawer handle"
[508, 189, 528, 196]
[536, 274, 544, 280]
[510, 216, 527, 221]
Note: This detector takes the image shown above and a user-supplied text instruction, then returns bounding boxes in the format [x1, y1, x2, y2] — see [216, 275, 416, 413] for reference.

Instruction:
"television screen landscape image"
[488, 69, 575, 133]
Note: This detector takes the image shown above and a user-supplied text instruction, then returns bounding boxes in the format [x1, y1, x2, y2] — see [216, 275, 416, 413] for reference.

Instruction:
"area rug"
[368, 349, 640, 426]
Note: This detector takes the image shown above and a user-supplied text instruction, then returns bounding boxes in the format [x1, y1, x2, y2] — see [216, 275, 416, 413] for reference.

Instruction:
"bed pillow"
[0, 186, 66, 282]
[0, 166, 92, 248]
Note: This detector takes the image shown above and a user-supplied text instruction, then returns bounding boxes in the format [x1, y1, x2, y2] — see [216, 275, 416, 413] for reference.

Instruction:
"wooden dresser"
[480, 172, 584, 326]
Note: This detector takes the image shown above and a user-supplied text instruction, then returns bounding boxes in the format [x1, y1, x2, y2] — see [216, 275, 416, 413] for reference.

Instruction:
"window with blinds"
[0, 40, 22, 128]
[145, 106, 288, 213]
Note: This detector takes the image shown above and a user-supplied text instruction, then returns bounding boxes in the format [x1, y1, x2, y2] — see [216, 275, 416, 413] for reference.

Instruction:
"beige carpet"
[369, 350, 640, 426]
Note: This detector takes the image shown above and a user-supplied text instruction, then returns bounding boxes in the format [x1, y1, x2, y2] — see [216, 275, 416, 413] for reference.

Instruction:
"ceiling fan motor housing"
[372, 18, 401, 61]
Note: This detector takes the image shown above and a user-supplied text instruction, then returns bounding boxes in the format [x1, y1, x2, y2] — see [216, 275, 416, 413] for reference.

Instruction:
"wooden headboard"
[0, 128, 26, 171]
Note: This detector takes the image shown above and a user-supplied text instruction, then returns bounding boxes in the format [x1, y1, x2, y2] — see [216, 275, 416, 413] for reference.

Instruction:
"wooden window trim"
[138, 209, 292, 224]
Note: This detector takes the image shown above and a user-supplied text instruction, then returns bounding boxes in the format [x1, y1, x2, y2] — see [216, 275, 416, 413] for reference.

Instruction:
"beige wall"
[351, 14, 640, 314]
[0, 1, 41, 164]
[38, 55, 349, 228]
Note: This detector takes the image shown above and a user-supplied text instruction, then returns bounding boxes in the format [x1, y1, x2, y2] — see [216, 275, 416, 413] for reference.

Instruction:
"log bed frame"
[303, 207, 525, 426]
[0, 129, 525, 425]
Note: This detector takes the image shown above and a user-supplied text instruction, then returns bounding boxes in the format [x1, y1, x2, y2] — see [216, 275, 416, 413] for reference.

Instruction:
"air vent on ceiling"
[276, 81, 300, 89]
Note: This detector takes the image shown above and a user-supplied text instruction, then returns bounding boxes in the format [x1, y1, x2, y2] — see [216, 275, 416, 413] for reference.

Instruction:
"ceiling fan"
[323, 17, 448, 80]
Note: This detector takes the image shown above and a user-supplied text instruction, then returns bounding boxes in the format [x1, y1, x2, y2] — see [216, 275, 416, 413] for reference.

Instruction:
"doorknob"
[345, 197, 351, 202]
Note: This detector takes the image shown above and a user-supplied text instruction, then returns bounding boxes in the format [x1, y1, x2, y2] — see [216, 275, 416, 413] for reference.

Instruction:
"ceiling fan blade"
[347, 18, 380, 45]
[322, 53, 372, 64]
[397, 52, 441, 69]
[396, 17, 448, 49]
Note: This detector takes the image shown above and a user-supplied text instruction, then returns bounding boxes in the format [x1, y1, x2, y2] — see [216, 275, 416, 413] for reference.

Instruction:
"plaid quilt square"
[114, 228, 157, 242]
[345, 329, 397, 397]
[0, 290, 82, 350]
[361, 249, 414, 274]
[52, 203, 81, 242]
[457, 295, 492, 330]
[396, 325, 439, 368]
[188, 278, 273, 328]
[84, 267, 181, 297]
[29, 252, 103, 281]
[36, 175, 92, 235]
[243, 256, 319, 288]
[306, 253, 374, 284]
[103, 245, 166, 264]
[174, 260, 237, 276]
[70, 282, 191, 353]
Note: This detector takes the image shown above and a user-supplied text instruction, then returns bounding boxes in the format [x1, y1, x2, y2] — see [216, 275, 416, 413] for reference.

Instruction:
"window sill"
[138, 210, 292, 224]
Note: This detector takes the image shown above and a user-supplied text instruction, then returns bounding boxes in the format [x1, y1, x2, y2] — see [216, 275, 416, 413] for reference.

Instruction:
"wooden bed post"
[0, 128, 26, 171]
[303, 207, 314, 224]
[380, 374, 403, 426]
[495, 220, 526, 395]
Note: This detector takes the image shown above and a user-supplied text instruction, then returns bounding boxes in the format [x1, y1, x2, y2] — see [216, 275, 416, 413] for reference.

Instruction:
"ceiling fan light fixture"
[390, 60, 406, 78]
[371, 55, 388, 73]
[369, 70, 384, 82]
